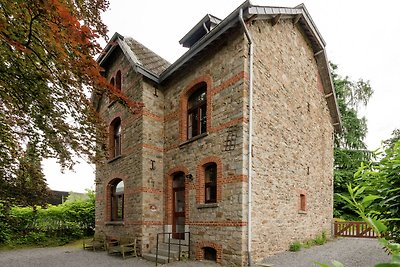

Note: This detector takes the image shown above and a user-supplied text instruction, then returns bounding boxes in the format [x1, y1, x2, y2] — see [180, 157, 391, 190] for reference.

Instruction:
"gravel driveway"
[0, 238, 391, 267]
[261, 237, 390, 267]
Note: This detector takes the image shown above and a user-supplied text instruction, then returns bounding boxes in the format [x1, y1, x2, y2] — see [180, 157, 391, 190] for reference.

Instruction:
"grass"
[289, 232, 328, 252]
[289, 241, 302, 252]
[0, 237, 90, 251]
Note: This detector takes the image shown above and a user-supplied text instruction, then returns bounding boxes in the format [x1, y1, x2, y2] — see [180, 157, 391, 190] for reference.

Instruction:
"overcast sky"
[44, 0, 400, 192]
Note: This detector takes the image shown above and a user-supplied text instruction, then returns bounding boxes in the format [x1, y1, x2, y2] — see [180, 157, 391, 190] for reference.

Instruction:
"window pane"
[188, 113, 193, 139]
[200, 105, 207, 134]
[175, 216, 185, 233]
[187, 85, 206, 139]
[117, 194, 124, 219]
[111, 180, 124, 221]
[173, 173, 185, 188]
[205, 164, 216, 183]
[205, 164, 217, 203]
[113, 121, 121, 157]
[175, 191, 185, 212]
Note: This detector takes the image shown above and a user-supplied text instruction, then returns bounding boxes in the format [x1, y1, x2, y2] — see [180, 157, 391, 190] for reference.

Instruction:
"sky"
[43, 0, 400, 193]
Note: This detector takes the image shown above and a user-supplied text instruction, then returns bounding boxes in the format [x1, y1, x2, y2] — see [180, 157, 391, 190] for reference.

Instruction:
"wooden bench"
[83, 233, 106, 251]
[107, 237, 137, 259]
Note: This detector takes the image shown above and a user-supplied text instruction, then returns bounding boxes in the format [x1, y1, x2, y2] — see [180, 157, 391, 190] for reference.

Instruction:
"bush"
[289, 241, 301, 252]
[0, 191, 95, 248]
[314, 232, 327, 245]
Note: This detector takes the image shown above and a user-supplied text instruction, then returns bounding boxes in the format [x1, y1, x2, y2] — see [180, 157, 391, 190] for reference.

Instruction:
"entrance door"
[172, 172, 185, 239]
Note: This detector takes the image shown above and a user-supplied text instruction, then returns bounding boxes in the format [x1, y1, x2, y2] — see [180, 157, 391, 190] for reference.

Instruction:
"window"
[110, 179, 124, 221]
[187, 85, 207, 139]
[110, 118, 121, 158]
[115, 70, 122, 91]
[204, 163, 217, 203]
[109, 71, 122, 103]
[300, 193, 306, 212]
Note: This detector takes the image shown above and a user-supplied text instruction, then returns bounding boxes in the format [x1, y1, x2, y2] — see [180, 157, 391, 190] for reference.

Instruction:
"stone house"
[93, 1, 341, 266]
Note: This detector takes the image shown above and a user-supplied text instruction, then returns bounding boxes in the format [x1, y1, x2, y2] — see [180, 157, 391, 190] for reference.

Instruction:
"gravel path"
[0, 246, 218, 267]
[0, 238, 390, 267]
[261, 238, 390, 267]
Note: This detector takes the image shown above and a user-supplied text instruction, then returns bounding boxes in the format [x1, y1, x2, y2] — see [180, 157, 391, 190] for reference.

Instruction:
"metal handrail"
[155, 231, 191, 266]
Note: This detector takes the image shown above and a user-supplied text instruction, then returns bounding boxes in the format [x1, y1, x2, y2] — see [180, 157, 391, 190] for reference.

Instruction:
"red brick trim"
[107, 115, 123, 159]
[221, 175, 248, 184]
[164, 111, 179, 122]
[165, 166, 189, 225]
[96, 220, 163, 226]
[124, 220, 163, 225]
[211, 71, 247, 95]
[189, 221, 247, 226]
[209, 116, 246, 133]
[104, 175, 128, 222]
[163, 116, 246, 153]
[179, 75, 213, 141]
[125, 187, 163, 195]
[196, 156, 223, 204]
[142, 143, 164, 152]
[196, 241, 223, 263]
[142, 108, 164, 122]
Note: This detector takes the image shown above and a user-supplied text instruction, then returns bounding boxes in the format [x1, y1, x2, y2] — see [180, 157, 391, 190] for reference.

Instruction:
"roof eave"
[97, 33, 160, 83]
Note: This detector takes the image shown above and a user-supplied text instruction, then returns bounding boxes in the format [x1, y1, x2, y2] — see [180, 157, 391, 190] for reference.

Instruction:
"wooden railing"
[334, 221, 377, 238]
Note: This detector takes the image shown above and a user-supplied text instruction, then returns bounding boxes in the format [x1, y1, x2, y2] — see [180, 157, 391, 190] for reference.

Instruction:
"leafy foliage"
[0, 190, 95, 246]
[335, 184, 400, 267]
[0, 0, 114, 206]
[353, 141, 400, 242]
[331, 63, 373, 218]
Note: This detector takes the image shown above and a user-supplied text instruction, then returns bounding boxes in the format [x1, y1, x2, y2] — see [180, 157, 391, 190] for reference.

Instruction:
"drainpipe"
[239, 8, 254, 267]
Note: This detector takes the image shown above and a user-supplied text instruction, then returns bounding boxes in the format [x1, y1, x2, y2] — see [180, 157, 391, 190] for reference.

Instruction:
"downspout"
[239, 8, 254, 266]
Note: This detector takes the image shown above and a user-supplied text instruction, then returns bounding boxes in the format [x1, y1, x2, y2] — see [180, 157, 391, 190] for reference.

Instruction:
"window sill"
[179, 132, 208, 148]
[197, 203, 219, 209]
[105, 221, 124, 226]
[107, 155, 122, 163]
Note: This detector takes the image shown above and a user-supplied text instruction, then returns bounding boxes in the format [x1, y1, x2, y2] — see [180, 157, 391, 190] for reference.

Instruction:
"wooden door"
[172, 173, 185, 239]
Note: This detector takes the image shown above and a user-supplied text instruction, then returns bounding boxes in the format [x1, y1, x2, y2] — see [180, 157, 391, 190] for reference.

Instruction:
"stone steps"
[142, 242, 189, 264]
[142, 253, 172, 264]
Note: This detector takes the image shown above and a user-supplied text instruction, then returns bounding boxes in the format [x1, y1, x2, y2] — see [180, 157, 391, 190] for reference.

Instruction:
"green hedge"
[0, 192, 95, 246]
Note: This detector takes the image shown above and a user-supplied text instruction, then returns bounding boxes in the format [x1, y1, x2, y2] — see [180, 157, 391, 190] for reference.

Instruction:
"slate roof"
[124, 37, 170, 76]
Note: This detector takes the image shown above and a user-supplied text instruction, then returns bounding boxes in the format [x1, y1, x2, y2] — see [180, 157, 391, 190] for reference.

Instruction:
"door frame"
[166, 167, 189, 240]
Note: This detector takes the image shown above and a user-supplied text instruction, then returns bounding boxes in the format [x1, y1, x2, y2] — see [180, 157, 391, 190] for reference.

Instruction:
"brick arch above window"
[105, 177, 126, 222]
[196, 241, 222, 263]
[109, 117, 122, 159]
[179, 75, 212, 141]
[196, 156, 222, 204]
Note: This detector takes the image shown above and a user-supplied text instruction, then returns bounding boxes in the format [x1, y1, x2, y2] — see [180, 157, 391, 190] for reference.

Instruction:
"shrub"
[0, 191, 95, 248]
[289, 241, 301, 252]
[314, 232, 327, 245]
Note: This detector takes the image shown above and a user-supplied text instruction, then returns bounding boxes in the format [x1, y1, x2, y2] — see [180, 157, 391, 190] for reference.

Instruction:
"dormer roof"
[179, 14, 222, 48]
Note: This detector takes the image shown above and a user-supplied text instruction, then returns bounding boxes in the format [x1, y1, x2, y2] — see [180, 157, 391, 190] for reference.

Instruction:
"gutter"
[239, 8, 254, 267]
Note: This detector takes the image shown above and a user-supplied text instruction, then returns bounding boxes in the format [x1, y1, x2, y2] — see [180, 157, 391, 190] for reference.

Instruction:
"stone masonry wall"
[161, 31, 248, 266]
[95, 47, 145, 246]
[248, 19, 334, 262]
[139, 79, 165, 253]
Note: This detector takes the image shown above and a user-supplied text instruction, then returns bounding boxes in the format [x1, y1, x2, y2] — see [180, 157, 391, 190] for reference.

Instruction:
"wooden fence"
[334, 221, 377, 238]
